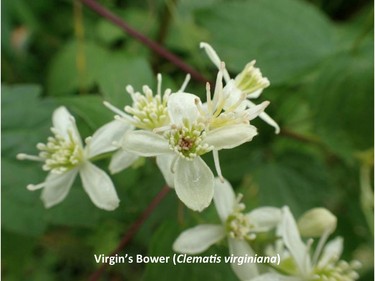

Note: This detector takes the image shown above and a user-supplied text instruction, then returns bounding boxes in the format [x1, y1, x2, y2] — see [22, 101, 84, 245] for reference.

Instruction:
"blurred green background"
[2, 0, 374, 280]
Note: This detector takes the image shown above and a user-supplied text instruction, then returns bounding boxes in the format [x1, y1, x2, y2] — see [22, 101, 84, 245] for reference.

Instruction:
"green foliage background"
[2, 0, 374, 280]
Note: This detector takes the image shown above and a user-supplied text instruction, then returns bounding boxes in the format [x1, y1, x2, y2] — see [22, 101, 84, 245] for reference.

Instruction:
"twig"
[80, 0, 208, 84]
[88, 185, 171, 281]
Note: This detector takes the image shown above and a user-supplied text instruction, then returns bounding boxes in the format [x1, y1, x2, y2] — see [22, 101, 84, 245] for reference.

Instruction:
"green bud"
[297, 208, 337, 237]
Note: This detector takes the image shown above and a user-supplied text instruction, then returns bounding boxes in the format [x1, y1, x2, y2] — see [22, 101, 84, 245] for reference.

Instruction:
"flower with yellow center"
[17, 106, 129, 210]
[279, 207, 361, 281]
[200, 42, 280, 133]
[173, 178, 281, 280]
[123, 93, 258, 211]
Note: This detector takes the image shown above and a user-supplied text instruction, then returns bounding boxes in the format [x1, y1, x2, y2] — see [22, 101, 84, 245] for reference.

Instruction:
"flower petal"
[109, 150, 139, 174]
[205, 124, 258, 150]
[79, 162, 119, 211]
[281, 206, 310, 274]
[41, 168, 78, 208]
[174, 157, 214, 212]
[86, 120, 132, 158]
[317, 237, 343, 268]
[213, 177, 235, 222]
[228, 238, 259, 280]
[222, 80, 244, 110]
[246, 207, 282, 232]
[200, 42, 231, 82]
[123, 130, 171, 156]
[246, 100, 280, 134]
[156, 154, 176, 188]
[173, 224, 225, 254]
[52, 106, 82, 144]
[168, 92, 201, 126]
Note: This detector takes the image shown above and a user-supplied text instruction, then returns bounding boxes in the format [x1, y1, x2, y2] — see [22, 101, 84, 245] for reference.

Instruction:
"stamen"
[157, 73, 162, 97]
[178, 74, 191, 93]
[205, 82, 213, 114]
[27, 182, 45, 191]
[103, 101, 128, 118]
[16, 153, 44, 161]
[212, 150, 224, 182]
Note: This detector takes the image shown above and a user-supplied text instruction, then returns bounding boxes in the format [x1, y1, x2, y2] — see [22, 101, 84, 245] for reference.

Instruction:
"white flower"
[279, 206, 361, 281]
[17, 106, 126, 211]
[200, 42, 280, 133]
[124, 93, 258, 211]
[173, 178, 281, 280]
[199, 62, 271, 131]
[103, 73, 190, 175]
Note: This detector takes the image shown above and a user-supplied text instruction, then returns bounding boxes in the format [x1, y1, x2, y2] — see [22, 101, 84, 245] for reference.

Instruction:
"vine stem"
[88, 185, 171, 281]
[80, 0, 208, 83]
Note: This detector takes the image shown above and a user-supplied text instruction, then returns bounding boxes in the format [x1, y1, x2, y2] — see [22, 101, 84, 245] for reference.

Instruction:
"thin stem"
[73, 0, 86, 95]
[80, 0, 208, 84]
[88, 185, 170, 281]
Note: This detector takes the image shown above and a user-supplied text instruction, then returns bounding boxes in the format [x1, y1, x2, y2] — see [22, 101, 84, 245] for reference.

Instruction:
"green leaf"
[309, 42, 374, 159]
[96, 20, 125, 45]
[253, 151, 330, 216]
[96, 53, 154, 107]
[46, 40, 108, 96]
[196, 0, 335, 84]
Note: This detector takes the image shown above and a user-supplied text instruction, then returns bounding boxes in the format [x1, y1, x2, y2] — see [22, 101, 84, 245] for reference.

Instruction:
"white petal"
[222, 80, 244, 110]
[156, 154, 176, 188]
[52, 106, 82, 144]
[281, 206, 310, 274]
[86, 120, 132, 158]
[317, 237, 343, 268]
[245, 101, 269, 121]
[205, 124, 258, 150]
[228, 238, 259, 280]
[173, 224, 225, 254]
[246, 100, 280, 134]
[174, 157, 214, 212]
[123, 130, 171, 156]
[200, 42, 231, 82]
[213, 177, 235, 222]
[168, 92, 201, 126]
[246, 207, 282, 232]
[109, 150, 139, 174]
[79, 162, 119, 211]
[247, 89, 263, 99]
[41, 168, 78, 208]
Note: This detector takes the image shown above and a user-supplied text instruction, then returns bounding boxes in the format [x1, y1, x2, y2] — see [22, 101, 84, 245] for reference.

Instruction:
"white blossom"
[173, 178, 281, 280]
[200, 42, 280, 133]
[278, 206, 361, 281]
[17, 106, 125, 211]
[124, 93, 258, 211]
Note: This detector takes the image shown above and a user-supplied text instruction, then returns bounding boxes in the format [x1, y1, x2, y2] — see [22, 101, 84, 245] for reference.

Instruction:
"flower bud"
[297, 208, 337, 237]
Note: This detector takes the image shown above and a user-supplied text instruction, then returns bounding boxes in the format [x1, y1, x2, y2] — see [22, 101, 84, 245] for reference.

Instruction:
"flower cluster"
[101, 43, 275, 211]
[17, 43, 274, 212]
[173, 180, 361, 281]
[16, 42, 360, 281]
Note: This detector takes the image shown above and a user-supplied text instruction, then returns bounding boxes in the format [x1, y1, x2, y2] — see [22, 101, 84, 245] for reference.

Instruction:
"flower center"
[234, 60, 270, 95]
[124, 79, 170, 130]
[225, 195, 256, 240]
[37, 129, 83, 174]
[311, 258, 361, 281]
[166, 121, 211, 160]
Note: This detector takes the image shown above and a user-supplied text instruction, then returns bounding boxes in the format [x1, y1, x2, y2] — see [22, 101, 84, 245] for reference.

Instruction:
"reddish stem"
[89, 185, 170, 281]
[80, 0, 208, 84]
